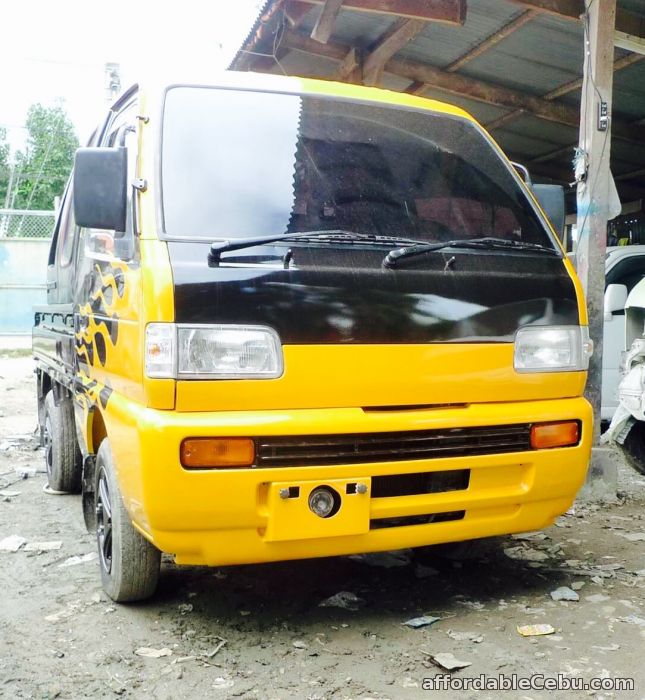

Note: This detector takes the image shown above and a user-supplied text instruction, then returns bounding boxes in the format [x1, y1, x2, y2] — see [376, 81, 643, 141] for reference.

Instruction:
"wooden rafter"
[279, 29, 645, 144]
[509, 0, 645, 41]
[445, 10, 538, 73]
[485, 110, 527, 131]
[311, 0, 345, 43]
[335, 47, 362, 81]
[486, 53, 645, 142]
[615, 167, 645, 182]
[529, 143, 575, 165]
[363, 18, 426, 85]
[285, 1, 315, 27]
[544, 52, 644, 100]
[292, 0, 466, 23]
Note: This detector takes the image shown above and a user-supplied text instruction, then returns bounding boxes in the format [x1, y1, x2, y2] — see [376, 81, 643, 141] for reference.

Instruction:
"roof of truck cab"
[129, 71, 478, 124]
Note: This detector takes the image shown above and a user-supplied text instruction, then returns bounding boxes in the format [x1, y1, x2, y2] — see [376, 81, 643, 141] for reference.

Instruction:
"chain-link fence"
[0, 209, 55, 238]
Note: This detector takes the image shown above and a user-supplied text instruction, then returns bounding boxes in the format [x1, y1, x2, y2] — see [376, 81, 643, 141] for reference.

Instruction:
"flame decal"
[75, 258, 134, 426]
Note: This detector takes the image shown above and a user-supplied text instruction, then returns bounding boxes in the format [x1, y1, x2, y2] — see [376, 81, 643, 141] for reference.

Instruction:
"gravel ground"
[1, 354, 645, 700]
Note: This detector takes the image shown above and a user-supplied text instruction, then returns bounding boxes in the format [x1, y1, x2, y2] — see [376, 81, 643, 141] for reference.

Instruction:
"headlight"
[145, 323, 283, 379]
[514, 326, 592, 373]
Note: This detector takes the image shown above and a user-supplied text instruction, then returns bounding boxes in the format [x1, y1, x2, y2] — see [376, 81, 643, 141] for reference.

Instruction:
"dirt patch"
[1, 356, 645, 699]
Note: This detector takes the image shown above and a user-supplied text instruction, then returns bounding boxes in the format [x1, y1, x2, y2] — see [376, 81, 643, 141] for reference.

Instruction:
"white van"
[603, 245, 645, 423]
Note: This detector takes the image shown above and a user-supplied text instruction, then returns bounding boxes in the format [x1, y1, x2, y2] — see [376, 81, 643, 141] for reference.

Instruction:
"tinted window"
[161, 87, 552, 247]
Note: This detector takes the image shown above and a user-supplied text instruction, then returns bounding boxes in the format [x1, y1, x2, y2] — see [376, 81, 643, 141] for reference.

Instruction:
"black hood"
[168, 242, 578, 344]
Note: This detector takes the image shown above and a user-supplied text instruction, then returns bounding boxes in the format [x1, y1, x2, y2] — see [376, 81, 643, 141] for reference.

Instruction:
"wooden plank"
[335, 47, 362, 81]
[485, 110, 526, 131]
[282, 29, 579, 125]
[285, 1, 315, 27]
[544, 53, 644, 99]
[614, 31, 645, 56]
[487, 53, 644, 136]
[404, 81, 427, 95]
[615, 167, 645, 182]
[363, 18, 426, 85]
[507, 0, 582, 20]
[575, 0, 617, 443]
[510, 0, 645, 40]
[529, 143, 574, 164]
[311, 0, 345, 43]
[294, 0, 466, 24]
[446, 10, 538, 73]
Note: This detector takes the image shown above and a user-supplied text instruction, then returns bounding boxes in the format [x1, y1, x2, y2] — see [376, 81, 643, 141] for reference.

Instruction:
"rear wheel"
[43, 391, 82, 493]
[95, 439, 161, 602]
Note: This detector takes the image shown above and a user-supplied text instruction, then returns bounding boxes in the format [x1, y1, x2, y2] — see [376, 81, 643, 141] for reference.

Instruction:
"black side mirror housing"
[74, 147, 127, 233]
[531, 183, 566, 243]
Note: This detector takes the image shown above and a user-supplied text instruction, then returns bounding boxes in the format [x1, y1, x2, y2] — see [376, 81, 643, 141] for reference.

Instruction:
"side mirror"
[604, 283, 628, 316]
[531, 184, 565, 243]
[74, 147, 127, 233]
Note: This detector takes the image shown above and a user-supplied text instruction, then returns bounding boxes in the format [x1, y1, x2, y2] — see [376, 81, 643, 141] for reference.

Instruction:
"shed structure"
[230, 0, 645, 215]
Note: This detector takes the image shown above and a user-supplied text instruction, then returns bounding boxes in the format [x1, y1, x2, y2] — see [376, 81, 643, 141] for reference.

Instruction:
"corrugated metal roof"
[398, 0, 522, 68]
[449, 13, 582, 95]
[230, 0, 645, 200]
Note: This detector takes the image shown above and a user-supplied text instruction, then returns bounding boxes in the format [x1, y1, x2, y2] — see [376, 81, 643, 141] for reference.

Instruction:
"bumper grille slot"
[371, 469, 469, 498]
[255, 424, 531, 468]
[370, 511, 466, 529]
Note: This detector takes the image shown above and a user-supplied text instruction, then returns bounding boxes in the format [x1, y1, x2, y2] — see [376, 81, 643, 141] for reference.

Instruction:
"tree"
[0, 127, 10, 208]
[12, 103, 79, 211]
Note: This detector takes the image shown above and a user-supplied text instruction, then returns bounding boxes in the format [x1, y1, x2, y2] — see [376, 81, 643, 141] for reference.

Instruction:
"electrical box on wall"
[598, 101, 608, 131]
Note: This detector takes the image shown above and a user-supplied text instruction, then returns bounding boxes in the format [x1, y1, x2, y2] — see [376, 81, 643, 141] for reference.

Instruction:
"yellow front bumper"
[104, 395, 592, 566]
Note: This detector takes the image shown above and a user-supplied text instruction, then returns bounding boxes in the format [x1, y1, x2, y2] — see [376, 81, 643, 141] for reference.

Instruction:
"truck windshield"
[161, 86, 554, 248]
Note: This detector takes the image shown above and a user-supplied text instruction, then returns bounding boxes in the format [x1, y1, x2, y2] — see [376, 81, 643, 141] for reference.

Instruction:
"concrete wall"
[0, 239, 51, 335]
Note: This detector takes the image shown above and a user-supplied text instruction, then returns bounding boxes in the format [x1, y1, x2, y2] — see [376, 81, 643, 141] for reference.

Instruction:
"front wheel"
[95, 440, 161, 602]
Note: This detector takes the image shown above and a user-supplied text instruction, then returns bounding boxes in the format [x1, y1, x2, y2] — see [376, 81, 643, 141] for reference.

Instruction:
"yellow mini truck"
[33, 72, 593, 602]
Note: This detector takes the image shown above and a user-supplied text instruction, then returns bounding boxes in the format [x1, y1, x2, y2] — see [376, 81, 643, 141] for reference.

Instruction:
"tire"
[620, 421, 645, 476]
[43, 391, 82, 493]
[95, 439, 161, 602]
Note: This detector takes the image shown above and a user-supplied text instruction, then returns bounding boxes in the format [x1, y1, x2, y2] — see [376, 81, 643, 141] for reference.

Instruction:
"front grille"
[255, 424, 531, 468]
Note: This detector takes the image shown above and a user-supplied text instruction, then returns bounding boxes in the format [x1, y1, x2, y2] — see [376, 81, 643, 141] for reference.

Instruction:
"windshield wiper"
[382, 236, 559, 269]
[208, 230, 425, 266]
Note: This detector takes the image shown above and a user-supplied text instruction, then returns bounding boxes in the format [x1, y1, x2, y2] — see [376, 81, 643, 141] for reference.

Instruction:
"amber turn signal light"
[180, 438, 255, 469]
[530, 421, 580, 450]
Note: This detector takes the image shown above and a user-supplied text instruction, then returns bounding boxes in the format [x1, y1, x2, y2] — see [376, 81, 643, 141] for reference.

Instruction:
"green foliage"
[12, 104, 79, 211]
[0, 127, 9, 207]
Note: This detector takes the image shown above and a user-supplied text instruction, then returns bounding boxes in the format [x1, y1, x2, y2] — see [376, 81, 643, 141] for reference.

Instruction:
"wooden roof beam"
[293, 0, 466, 24]
[363, 18, 426, 85]
[486, 53, 645, 137]
[615, 167, 645, 182]
[335, 47, 363, 81]
[285, 1, 315, 28]
[280, 29, 645, 144]
[311, 0, 345, 43]
[445, 10, 538, 73]
[508, 0, 645, 41]
[614, 31, 645, 56]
